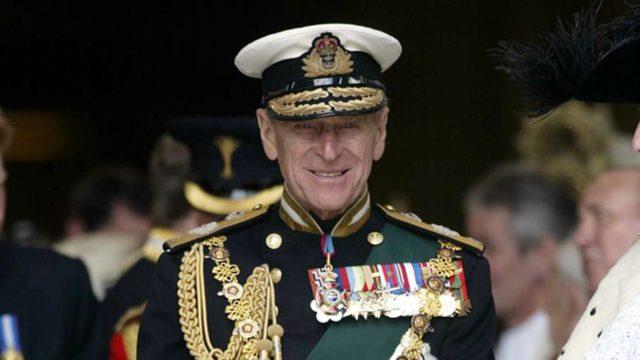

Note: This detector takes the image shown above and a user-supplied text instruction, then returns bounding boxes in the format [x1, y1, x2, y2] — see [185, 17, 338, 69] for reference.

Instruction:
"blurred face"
[108, 201, 151, 240]
[257, 108, 388, 220]
[574, 170, 640, 293]
[466, 207, 543, 321]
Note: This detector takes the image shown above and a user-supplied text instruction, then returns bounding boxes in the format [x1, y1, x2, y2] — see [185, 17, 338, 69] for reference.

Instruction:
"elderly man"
[465, 166, 576, 360]
[495, 5, 640, 359]
[139, 24, 495, 359]
[574, 169, 640, 294]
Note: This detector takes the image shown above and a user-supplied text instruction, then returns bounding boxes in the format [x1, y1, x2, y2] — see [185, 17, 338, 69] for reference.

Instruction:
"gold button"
[368, 231, 384, 245]
[384, 204, 396, 211]
[270, 268, 282, 284]
[265, 233, 282, 249]
[252, 203, 263, 210]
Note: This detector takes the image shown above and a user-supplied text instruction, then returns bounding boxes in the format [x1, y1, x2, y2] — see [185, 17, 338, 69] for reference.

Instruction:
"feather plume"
[492, 3, 639, 117]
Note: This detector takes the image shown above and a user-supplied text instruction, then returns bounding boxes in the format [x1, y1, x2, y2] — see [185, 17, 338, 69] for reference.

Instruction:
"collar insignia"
[279, 185, 370, 237]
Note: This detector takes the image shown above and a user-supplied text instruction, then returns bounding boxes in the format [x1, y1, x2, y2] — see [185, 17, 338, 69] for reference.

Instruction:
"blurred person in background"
[465, 165, 577, 359]
[0, 109, 97, 359]
[495, 4, 640, 358]
[92, 117, 283, 360]
[574, 169, 640, 294]
[55, 166, 151, 299]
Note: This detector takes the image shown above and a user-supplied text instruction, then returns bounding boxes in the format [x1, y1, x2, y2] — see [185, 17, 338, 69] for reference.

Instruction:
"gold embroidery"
[225, 299, 251, 321]
[267, 87, 385, 118]
[267, 89, 331, 117]
[213, 136, 240, 180]
[398, 241, 465, 360]
[268, 89, 329, 109]
[177, 243, 215, 358]
[329, 87, 386, 114]
[428, 257, 457, 278]
[211, 262, 240, 283]
[177, 235, 280, 359]
[327, 86, 382, 98]
[268, 102, 332, 118]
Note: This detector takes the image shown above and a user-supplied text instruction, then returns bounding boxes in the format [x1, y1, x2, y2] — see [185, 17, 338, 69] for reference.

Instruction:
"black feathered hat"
[494, 4, 640, 117]
[167, 117, 283, 215]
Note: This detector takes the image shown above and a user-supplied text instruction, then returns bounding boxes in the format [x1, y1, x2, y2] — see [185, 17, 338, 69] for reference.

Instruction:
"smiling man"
[138, 24, 495, 360]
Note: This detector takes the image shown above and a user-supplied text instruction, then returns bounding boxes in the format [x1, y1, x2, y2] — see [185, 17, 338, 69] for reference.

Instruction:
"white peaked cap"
[235, 23, 402, 79]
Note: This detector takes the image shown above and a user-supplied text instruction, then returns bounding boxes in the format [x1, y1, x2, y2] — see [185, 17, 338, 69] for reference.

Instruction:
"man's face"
[574, 170, 640, 293]
[257, 108, 388, 220]
[466, 207, 540, 320]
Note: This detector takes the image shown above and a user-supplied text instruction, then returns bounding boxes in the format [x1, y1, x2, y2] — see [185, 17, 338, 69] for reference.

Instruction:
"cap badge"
[302, 33, 353, 78]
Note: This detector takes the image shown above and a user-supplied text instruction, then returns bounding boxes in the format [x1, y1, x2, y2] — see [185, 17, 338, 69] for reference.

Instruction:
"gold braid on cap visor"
[267, 86, 385, 118]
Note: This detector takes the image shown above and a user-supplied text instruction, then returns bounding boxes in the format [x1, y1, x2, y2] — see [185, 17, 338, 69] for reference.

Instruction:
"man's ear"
[373, 106, 389, 161]
[256, 109, 278, 160]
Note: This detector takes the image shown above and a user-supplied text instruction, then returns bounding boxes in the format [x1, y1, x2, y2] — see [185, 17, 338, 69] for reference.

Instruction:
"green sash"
[306, 223, 440, 359]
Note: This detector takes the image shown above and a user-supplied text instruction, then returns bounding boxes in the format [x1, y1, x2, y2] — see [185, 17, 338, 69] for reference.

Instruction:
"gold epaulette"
[165, 204, 271, 251]
[377, 204, 484, 255]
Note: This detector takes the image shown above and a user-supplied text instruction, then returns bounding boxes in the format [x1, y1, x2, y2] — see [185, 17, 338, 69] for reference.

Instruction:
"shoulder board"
[164, 204, 271, 252]
[377, 204, 484, 255]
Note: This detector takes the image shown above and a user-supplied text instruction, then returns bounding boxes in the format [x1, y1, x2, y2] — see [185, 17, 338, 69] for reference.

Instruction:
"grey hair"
[465, 165, 577, 251]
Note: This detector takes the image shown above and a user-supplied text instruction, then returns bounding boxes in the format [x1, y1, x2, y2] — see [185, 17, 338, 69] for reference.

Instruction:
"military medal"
[309, 235, 347, 322]
[308, 238, 469, 323]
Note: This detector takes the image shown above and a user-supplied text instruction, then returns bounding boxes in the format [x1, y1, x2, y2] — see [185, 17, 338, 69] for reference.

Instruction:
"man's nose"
[318, 129, 339, 161]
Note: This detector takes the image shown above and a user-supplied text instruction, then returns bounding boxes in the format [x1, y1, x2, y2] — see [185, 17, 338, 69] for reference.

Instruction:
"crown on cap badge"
[302, 33, 353, 78]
